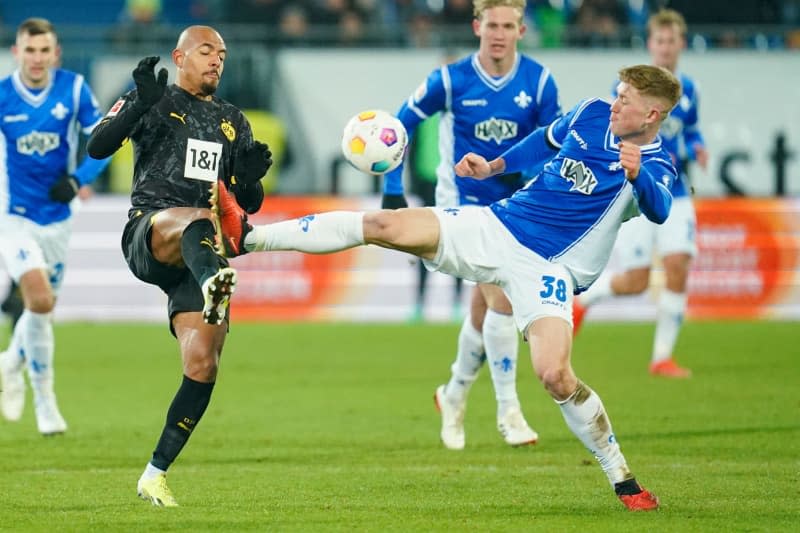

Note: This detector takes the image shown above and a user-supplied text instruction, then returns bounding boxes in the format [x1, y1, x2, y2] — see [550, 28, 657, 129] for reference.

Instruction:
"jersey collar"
[605, 127, 663, 153]
[471, 52, 520, 92]
[11, 69, 54, 108]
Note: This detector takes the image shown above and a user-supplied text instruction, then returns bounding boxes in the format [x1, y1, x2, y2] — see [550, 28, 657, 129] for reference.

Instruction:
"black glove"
[234, 141, 273, 185]
[49, 174, 80, 203]
[381, 194, 408, 209]
[132, 56, 168, 109]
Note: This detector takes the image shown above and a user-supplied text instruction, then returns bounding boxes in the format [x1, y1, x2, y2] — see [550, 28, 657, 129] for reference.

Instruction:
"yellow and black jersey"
[89, 85, 263, 217]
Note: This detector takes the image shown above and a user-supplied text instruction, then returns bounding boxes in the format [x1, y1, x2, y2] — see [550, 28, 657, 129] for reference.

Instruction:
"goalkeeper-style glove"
[49, 175, 80, 203]
[132, 56, 168, 109]
[234, 141, 273, 185]
[381, 194, 408, 210]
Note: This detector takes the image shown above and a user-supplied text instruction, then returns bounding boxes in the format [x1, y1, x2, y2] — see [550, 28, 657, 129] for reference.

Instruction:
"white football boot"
[0, 349, 26, 421]
[34, 393, 67, 435]
[201, 267, 237, 325]
[497, 405, 538, 447]
[434, 385, 466, 450]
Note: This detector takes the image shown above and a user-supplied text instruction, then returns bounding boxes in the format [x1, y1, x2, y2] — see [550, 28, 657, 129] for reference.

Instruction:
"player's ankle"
[614, 478, 643, 496]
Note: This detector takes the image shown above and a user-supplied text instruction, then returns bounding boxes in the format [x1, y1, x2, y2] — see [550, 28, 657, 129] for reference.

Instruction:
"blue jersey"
[612, 72, 704, 198]
[490, 98, 676, 293]
[385, 52, 561, 205]
[0, 68, 109, 225]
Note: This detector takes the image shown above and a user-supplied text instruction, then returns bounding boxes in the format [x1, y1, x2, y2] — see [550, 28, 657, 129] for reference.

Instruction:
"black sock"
[417, 261, 428, 302]
[181, 219, 220, 287]
[150, 375, 215, 471]
[614, 478, 642, 496]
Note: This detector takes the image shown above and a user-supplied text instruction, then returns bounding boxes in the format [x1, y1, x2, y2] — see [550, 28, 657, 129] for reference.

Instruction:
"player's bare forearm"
[693, 143, 709, 170]
[454, 153, 504, 180]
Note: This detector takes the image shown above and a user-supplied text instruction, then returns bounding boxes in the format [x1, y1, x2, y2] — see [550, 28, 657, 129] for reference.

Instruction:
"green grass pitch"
[0, 320, 798, 531]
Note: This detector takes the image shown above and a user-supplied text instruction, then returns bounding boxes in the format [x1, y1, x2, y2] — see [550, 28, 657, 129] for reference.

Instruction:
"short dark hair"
[17, 18, 56, 40]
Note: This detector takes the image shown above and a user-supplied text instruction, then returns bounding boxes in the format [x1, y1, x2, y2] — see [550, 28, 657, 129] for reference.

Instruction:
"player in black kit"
[87, 25, 272, 507]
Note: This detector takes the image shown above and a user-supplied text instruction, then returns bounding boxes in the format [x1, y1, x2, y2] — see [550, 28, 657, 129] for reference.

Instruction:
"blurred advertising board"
[1, 196, 797, 323]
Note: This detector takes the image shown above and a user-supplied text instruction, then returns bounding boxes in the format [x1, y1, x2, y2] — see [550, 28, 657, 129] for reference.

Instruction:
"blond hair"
[619, 65, 682, 120]
[647, 9, 687, 38]
[473, 0, 527, 20]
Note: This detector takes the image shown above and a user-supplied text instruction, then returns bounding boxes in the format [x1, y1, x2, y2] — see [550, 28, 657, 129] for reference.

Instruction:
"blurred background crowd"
[1, 0, 798, 51]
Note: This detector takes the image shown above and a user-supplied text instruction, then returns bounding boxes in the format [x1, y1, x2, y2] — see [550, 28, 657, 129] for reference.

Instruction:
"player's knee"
[183, 357, 219, 382]
[25, 292, 55, 314]
[664, 262, 690, 291]
[537, 365, 577, 400]
[624, 270, 650, 293]
[181, 347, 220, 382]
[363, 210, 399, 243]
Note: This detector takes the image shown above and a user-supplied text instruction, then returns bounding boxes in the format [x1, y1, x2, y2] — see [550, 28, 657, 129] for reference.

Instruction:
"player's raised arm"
[623, 142, 674, 224]
[87, 56, 168, 159]
[230, 136, 271, 214]
[619, 141, 642, 180]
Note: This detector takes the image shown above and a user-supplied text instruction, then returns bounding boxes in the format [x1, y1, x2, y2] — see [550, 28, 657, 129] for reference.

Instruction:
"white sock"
[652, 289, 687, 363]
[245, 211, 364, 253]
[444, 314, 485, 405]
[141, 462, 167, 480]
[21, 310, 55, 400]
[580, 271, 614, 307]
[557, 382, 631, 486]
[482, 309, 520, 417]
[3, 315, 25, 369]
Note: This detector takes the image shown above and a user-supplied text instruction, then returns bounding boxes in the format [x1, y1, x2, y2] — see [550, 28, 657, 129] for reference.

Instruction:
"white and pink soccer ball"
[341, 110, 408, 175]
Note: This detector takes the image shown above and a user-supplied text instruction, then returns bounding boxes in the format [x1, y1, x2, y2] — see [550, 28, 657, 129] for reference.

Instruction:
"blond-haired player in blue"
[382, 0, 562, 451]
[215, 64, 681, 511]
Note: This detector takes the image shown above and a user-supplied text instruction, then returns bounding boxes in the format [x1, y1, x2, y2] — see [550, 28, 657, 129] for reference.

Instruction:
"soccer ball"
[341, 110, 408, 175]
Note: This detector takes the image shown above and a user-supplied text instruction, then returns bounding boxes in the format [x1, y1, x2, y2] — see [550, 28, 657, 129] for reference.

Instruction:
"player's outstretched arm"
[87, 56, 168, 159]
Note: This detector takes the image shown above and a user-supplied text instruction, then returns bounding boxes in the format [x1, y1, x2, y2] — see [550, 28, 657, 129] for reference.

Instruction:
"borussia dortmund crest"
[221, 119, 236, 142]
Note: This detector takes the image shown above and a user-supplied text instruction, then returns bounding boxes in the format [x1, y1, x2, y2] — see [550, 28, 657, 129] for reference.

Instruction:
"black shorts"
[122, 210, 229, 332]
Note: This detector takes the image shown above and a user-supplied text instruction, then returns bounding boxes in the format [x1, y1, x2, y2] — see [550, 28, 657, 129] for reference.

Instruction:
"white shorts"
[616, 196, 697, 270]
[0, 214, 72, 293]
[423, 206, 574, 332]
